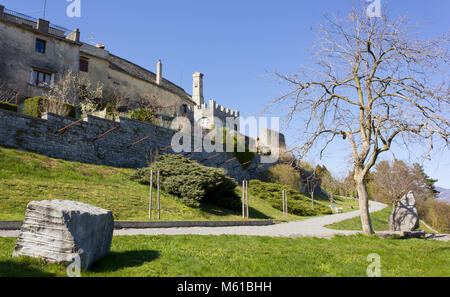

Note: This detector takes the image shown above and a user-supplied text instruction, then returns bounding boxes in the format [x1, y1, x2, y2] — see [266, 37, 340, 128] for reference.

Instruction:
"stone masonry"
[0, 109, 273, 182]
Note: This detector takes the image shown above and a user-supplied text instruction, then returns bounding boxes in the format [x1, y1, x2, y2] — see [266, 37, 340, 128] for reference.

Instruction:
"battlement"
[195, 99, 239, 118]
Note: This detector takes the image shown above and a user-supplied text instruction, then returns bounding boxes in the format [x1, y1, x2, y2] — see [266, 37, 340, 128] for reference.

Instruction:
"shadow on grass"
[0, 260, 57, 277]
[199, 204, 271, 220]
[90, 250, 159, 273]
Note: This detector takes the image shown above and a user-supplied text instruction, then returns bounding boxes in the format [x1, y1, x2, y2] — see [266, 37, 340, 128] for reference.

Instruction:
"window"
[35, 39, 46, 54]
[79, 57, 89, 72]
[30, 69, 53, 87]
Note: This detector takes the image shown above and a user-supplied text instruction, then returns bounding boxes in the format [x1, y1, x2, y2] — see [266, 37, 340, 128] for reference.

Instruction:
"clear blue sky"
[2, 0, 449, 187]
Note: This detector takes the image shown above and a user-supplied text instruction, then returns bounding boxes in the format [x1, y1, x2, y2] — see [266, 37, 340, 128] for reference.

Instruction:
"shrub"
[0, 101, 18, 112]
[264, 164, 302, 192]
[129, 108, 154, 123]
[421, 199, 450, 233]
[131, 155, 239, 209]
[24, 97, 76, 118]
[248, 180, 332, 216]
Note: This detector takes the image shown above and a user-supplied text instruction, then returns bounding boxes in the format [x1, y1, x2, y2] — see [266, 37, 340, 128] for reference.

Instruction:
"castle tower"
[192, 72, 204, 105]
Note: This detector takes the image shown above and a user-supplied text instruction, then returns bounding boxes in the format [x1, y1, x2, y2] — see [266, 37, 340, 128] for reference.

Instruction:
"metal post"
[149, 170, 153, 220]
[285, 191, 288, 217]
[157, 171, 161, 220]
[282, 191, 285, 217]
[246, 180, 249, 219]
[242, 180, 245, 219]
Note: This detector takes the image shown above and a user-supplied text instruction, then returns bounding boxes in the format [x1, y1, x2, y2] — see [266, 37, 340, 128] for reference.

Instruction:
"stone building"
[0, 5, 288, 157]
[0, 5, 237, 128]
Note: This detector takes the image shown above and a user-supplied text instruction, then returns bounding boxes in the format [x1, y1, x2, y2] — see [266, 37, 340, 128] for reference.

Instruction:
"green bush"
[129, 108, 154, 123]
[131, 154, 239, 209]
[264, 164, 302, 192]
[248, 180, 332, 216]
[0, 101, 18, 112]
[23, 97, 76, 118]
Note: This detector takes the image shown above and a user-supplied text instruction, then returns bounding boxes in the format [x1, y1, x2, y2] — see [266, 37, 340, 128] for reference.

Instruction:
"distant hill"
[436, 187, 450, 203]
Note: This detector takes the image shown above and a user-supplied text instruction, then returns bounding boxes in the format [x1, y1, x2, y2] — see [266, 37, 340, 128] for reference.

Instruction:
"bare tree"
[103, 86, 130, 121]
[0, 80, 18, 104]
[136, 93, 162, 111]
[372, 160, 434, 205]
[42, 70, 103, 116]
[303, 170, 320, 210]
[267, 3, 449, 234]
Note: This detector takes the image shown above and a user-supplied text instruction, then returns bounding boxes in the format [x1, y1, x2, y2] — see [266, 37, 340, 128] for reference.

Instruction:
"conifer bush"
[131, 155, 240, 209]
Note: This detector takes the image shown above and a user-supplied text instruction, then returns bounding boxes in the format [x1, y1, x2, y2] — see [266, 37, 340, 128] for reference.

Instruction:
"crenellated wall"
[0, 109, 272, 182]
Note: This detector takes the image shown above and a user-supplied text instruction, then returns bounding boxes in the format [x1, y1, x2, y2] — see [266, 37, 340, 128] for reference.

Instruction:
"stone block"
[13, 200, 114, 270]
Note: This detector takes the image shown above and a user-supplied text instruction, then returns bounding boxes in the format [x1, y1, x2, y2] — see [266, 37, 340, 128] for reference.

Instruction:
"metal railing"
[3, 8, 71, 34]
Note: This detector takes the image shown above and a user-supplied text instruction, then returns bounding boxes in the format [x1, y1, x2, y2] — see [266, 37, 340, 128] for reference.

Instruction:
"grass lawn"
[326, 206, 438, 233]
[0, 235, 448, 277]
[0, 147, 334, 222]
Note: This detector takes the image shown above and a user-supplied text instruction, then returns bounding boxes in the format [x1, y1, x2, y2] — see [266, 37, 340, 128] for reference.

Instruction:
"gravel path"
[0, 201, 386, 238]
[112, 200, 388, 238]
[2, 201, 447, 241]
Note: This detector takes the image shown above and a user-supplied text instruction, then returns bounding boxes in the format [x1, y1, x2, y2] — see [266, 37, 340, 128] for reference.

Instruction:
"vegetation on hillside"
[248, 180, 332, 216]
[263, 164, 302, 192]
[131, 154, 240, 210]
[0, 147, 308, 222]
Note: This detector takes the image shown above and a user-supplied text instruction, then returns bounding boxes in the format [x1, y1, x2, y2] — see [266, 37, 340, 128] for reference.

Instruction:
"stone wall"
[0, 109, 272, 182]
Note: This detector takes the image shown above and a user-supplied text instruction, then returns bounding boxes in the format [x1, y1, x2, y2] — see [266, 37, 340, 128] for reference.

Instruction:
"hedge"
[131, 154, 240, 210]
[0, 101, 18, 112]
[23, 97, 76, 118]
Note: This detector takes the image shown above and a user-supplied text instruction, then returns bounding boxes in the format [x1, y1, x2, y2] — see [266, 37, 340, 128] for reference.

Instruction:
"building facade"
[0, 5, 239, 130]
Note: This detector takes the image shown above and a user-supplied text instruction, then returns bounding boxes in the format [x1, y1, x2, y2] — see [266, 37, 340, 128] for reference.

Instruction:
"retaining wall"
[0, 109, 272, 182]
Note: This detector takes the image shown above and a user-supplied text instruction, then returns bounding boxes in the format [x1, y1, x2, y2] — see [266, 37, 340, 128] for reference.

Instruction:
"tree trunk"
[355, 176, 374, 235]
[311, 192, 315, 210]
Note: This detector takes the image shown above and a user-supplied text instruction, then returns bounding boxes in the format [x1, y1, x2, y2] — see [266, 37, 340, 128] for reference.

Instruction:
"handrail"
[4, 8, 70, 33]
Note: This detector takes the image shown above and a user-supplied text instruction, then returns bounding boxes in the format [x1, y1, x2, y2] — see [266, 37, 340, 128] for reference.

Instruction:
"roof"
[109, 54, 195, 105]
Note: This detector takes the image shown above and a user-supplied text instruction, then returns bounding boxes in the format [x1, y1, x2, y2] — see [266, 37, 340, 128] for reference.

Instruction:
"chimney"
[36, 18, 50, 34]
[66, 28, 80, 43]
[95, 43, 105, 49]
[192, 72, 204, 105]
[156, 60, 162, 85]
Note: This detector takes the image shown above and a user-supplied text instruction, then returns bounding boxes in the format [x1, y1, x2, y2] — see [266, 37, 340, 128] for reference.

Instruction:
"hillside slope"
[0, 147, 351, 222]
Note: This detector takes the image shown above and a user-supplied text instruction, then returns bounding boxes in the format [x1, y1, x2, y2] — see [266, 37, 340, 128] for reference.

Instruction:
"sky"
[1, 0, 449, 187]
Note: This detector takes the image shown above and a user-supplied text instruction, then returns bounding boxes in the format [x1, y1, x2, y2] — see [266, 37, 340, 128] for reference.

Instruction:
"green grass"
[0, 235, 448, 277]
[0, 147, 312, 222]
[326, 206, 438, 233]
[326, 206, 393, 231]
